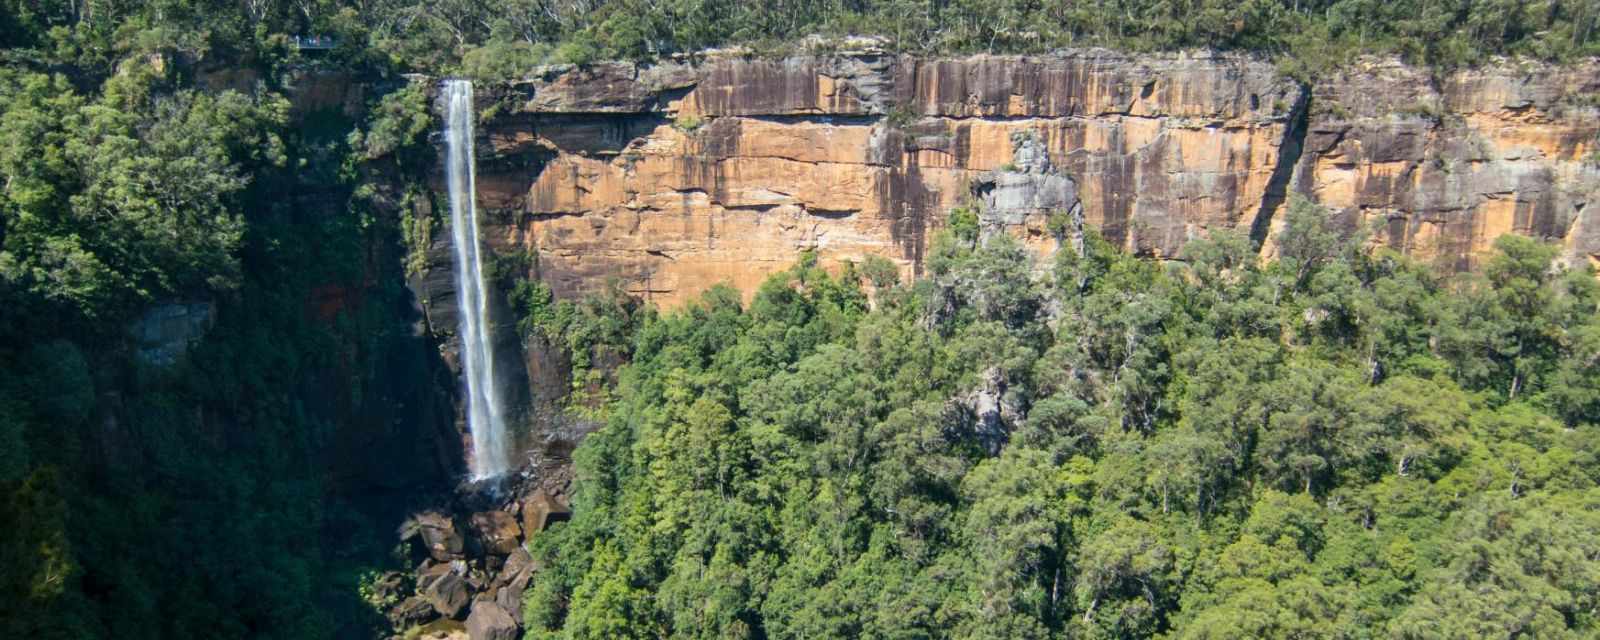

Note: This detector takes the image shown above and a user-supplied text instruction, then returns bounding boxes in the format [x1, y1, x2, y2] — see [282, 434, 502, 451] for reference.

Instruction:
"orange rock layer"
[451, 51, 1599, 307]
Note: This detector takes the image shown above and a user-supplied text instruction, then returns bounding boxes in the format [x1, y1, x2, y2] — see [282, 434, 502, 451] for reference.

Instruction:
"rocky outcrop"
[378, 472, 574, 639]
[389, 596, 438, 629]
[465, 601, 519, 640]
[469, 510, 523, 556]
[519, 490, 570, 535]
[429, 50, 1596, 310]
[418, 562, 472, 619]
[404, 511, 466, 562]
[387, 48, 1599, 640]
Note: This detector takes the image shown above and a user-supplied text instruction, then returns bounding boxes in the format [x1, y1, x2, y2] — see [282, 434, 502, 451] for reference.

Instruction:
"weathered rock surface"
[470, 510, 523, 556]
[465, 600, 520, 640]
[388, 595, 439, 629]
[1285, 58, 1600, 270]
[446, 49, 1297, 308]
[975, 131, 1081, 246]
[404, 511, 466, 562]
[381, 475, 572, 639]
[520, 490, 570, 535]
[428, 50, 1596, 310]
[419, 562, 472, 619]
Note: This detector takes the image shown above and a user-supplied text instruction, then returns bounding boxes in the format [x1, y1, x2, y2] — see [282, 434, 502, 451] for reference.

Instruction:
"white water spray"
[443, 79, 509, 480]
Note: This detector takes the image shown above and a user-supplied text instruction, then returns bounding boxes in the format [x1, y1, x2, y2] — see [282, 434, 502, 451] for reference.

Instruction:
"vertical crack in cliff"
[1250, 82, 1312, 250]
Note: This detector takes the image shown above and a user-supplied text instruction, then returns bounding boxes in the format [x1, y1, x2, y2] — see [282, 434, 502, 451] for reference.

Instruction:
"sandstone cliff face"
[465, 50, 1301, 306]
[1288, 59, 1600, 270]
[444, 50, 1597, 307]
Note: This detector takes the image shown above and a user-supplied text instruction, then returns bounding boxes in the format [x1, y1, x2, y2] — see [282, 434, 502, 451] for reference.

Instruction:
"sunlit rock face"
[1284, 58, 1600, 271]
[447, 50, 1597, 308]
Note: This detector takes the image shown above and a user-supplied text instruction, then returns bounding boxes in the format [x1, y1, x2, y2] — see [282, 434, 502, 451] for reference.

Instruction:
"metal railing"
[290, 35, 336, 50]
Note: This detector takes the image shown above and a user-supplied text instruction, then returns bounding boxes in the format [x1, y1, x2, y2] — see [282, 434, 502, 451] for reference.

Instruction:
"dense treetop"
[519, 200, 1600, 639]
[2, 1, 437, 637]
[2, 0, 1598, 79]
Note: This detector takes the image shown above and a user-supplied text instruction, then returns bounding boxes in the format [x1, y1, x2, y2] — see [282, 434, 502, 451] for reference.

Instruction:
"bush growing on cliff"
[350, 82, 432, 163]
[522, 208, 1600, 639]
[460, 40, 556, 83]
[947, 204, 980, 243]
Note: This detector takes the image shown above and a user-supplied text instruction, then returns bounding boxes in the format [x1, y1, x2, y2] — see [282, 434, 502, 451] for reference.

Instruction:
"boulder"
[492, 548, 534, 589]
[407, 620, 469, 640]
[464, 562, 491, 592]
[520, 491, 571, 536]
[416, 561, 448, 590]
[465, 600, 519, 640]
[470, 510, 523, 556]
[493, 581, 525, 623]
[504, 572, 535, 619]
[421, 565, 472, 619]
[489, 548, 536, 621]
[406, 511, 465, 561]
[388, 595, 438, 629]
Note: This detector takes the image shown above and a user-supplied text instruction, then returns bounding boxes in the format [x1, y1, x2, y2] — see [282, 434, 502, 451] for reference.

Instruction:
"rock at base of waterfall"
[492, 549, 535, 620]
[403, 511, 465, 561]
[400, 620, 468, 640]
[465, 600, 519, 640]
[492, 548, 534, 587]
[520, 491, 570, 536]
[470, 510, 523, 556]
[420, 563, 472, 619]
[388, 595, 439, 629]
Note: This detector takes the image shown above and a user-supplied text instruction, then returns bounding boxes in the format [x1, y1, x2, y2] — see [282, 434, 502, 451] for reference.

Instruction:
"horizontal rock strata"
[433, 50, 1598, 307]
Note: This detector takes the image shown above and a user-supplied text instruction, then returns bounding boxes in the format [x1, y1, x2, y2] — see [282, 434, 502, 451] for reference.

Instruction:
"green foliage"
[513, 277, 651, 404]
[884, 103, 919, 129]
[334, 0, 1600, 71]
[0, 65, 288, 322]
[349, 81, 431, 163]
[358, 570, 403, 611]
[3, 2, 1600, 639]
[0, 10, 455, 637]
[524, 198, 1600, 639]
[672, 113, 703, 133]
[460, 39, 554, 83]
[860, 255, 901, 291]
[947, 205, 980, 244]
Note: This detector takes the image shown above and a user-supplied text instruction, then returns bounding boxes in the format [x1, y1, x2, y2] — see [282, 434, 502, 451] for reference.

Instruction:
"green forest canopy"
[520, 202, 1600, 639]
[3, 0, 1599, 75]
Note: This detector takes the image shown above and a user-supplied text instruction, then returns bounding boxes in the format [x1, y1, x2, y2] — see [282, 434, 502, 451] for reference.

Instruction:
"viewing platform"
[291, 35, 337, 50]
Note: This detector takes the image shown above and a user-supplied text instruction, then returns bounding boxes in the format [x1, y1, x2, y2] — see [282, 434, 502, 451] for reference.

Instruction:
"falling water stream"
[443, 79, 509, 480]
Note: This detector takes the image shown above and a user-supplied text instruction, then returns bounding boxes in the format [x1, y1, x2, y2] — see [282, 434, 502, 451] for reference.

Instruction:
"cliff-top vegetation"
[4, 0, 1599, 81]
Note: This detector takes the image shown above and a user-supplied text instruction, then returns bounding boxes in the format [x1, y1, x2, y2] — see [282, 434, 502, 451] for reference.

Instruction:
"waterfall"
[443, 79, 510, 480]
